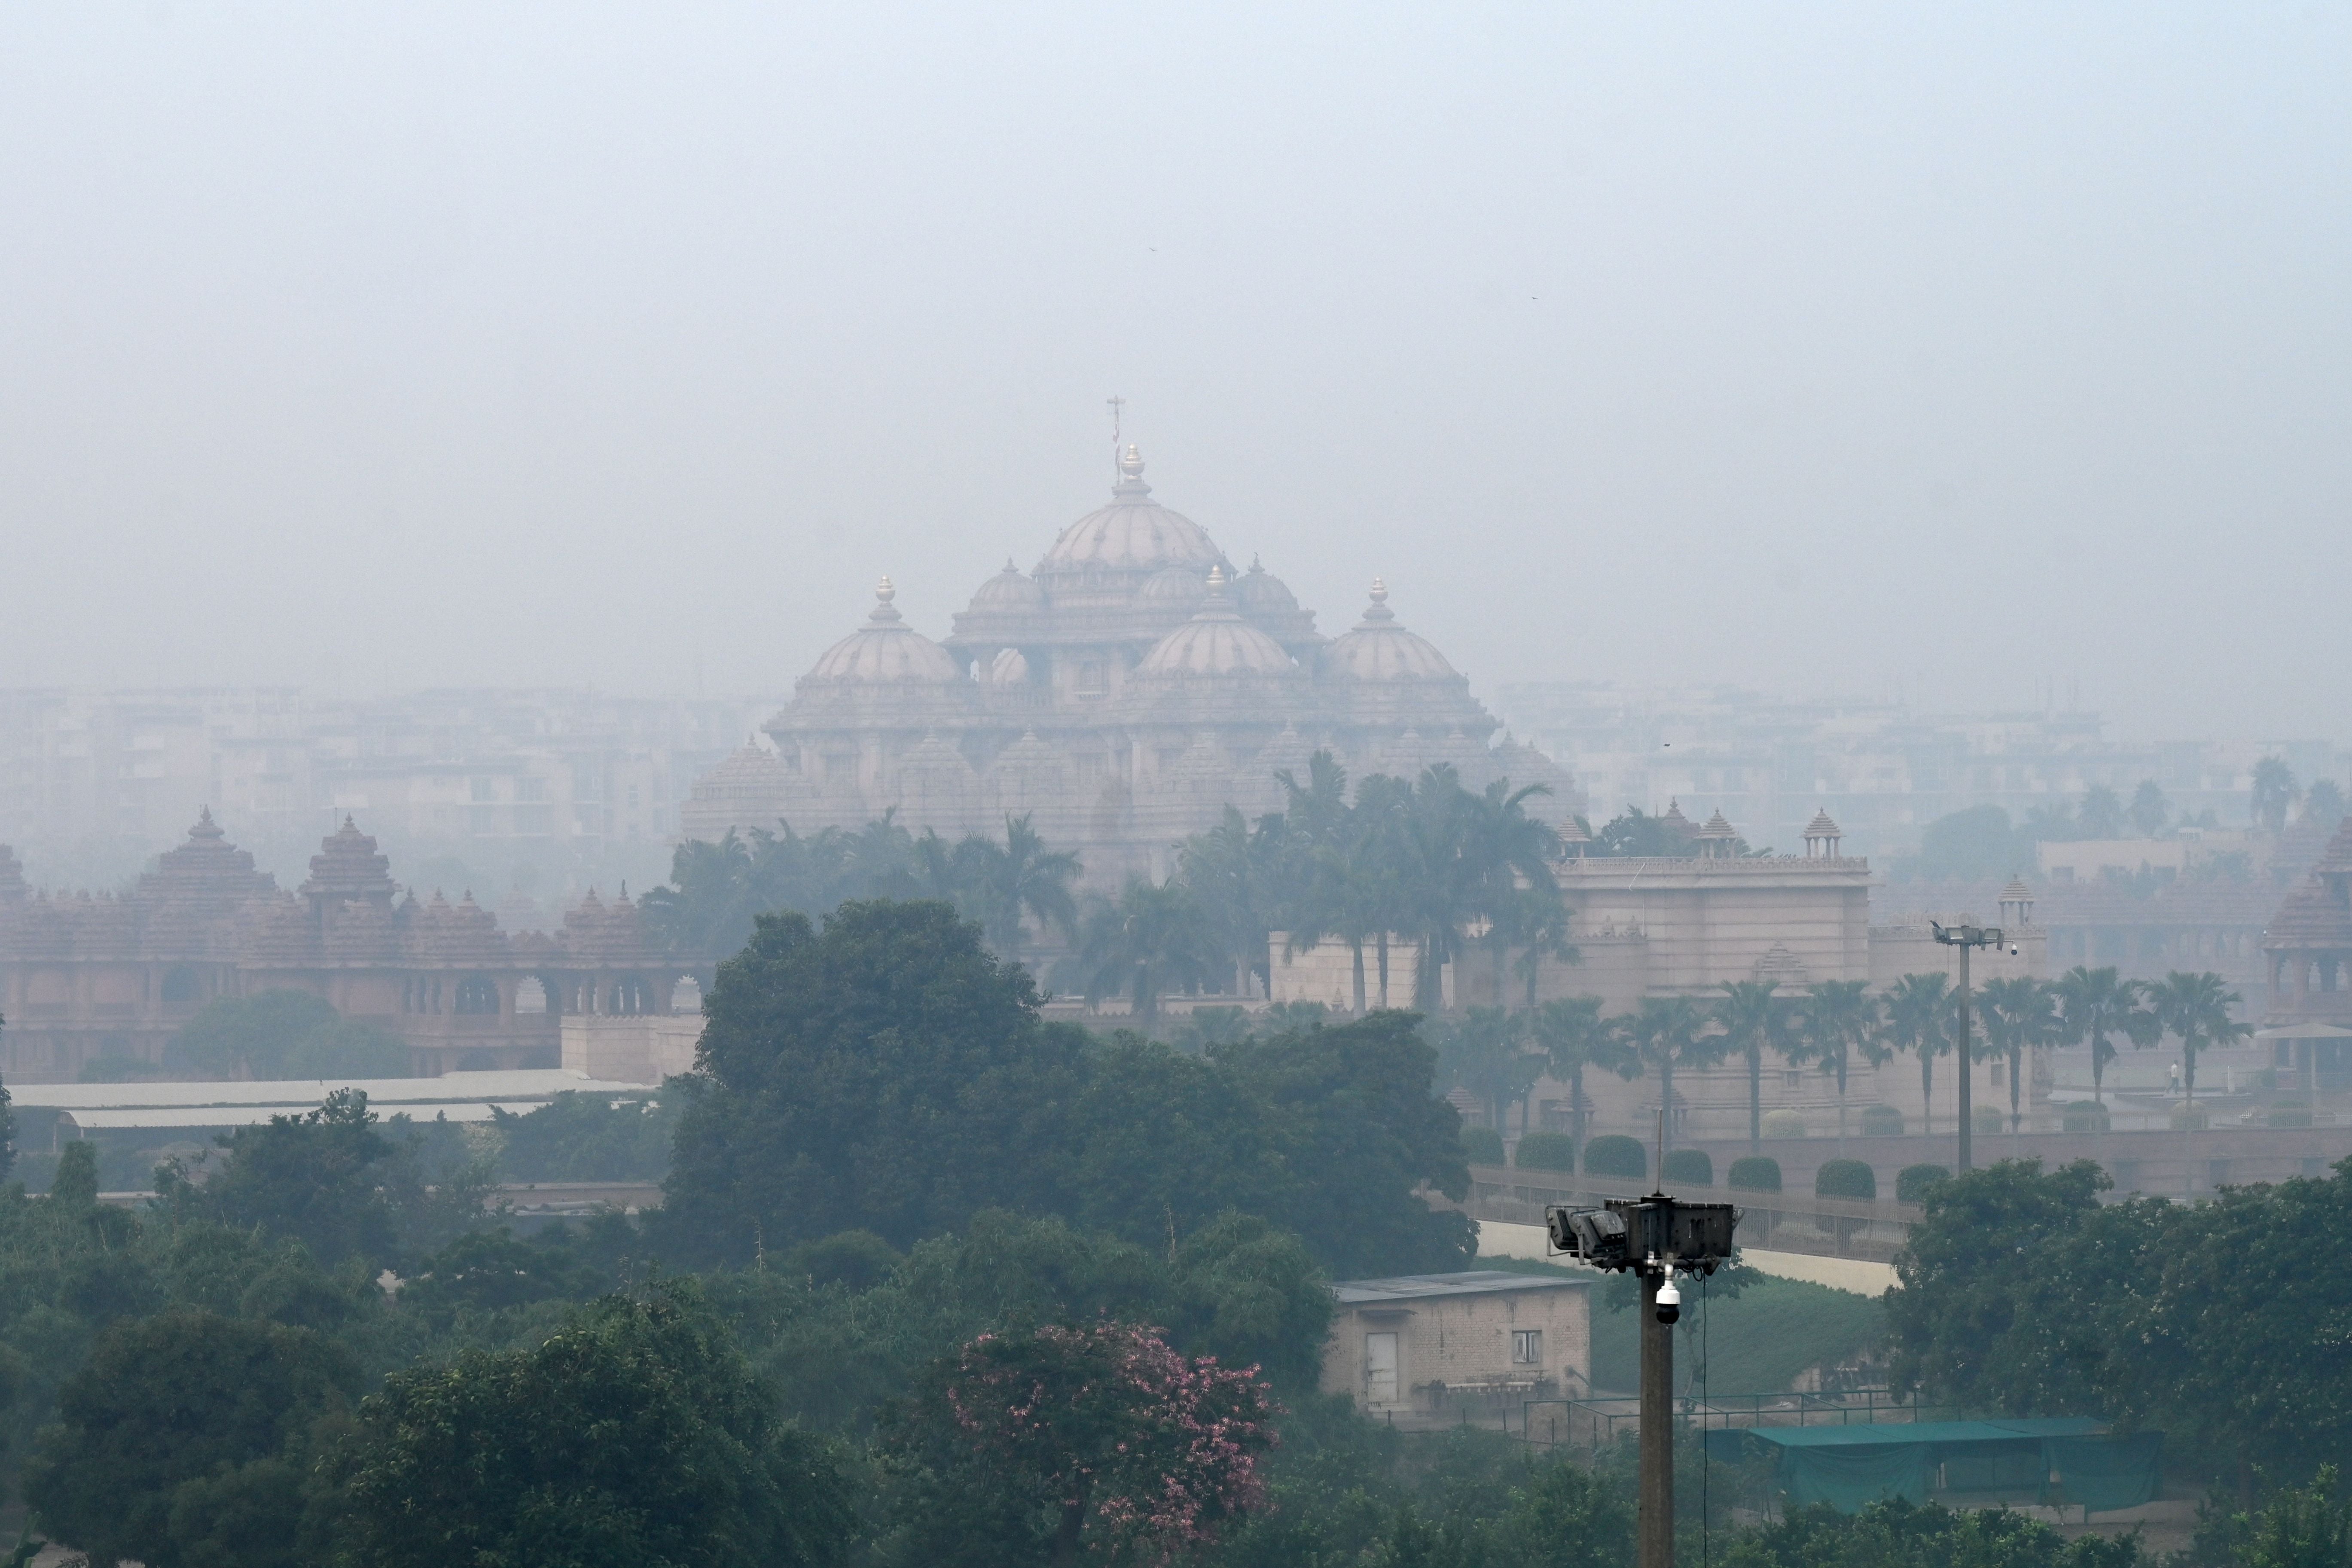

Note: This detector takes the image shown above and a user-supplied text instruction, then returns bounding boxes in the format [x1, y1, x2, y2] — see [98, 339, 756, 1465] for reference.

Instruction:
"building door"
[1364, 1332, 1398, 1406]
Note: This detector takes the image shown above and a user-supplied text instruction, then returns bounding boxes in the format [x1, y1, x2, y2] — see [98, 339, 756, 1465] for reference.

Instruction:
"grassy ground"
[1478, 1254, 1886, 1397]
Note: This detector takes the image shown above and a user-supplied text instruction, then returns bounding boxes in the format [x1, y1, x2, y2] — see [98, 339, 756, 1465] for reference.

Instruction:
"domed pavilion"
[685, 445, 1582, 881]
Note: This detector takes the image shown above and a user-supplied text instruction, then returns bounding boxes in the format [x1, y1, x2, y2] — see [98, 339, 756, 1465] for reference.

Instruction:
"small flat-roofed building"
[1322, 1271, 1592, 1423]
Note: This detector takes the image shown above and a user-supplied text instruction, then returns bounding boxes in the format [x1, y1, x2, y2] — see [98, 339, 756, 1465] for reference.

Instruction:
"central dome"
[1038, 446, 1226, 575]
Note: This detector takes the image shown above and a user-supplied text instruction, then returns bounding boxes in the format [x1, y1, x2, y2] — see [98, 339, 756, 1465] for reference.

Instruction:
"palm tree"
[1881, 973, 1952, 1136]
[1439, 1007, 1541, 1135]
[2251, 756, 2297, 834]
[2147, 970, 2252, 1104]
[1073, 876, 1218, 1025]
[1789, 980, 1885, 1150]
[964, 814, 1082, 974]
[2052, 964, 2157, 1106]
[1179, 806, 1279, 998]
[1977, 976, 2047, 1135]
[1457, 775, 1565, 1007]
[1620, 997, 1725, 1155]
[1530, 996, 1623, 1143]
[1713, 980, 1795, 1152]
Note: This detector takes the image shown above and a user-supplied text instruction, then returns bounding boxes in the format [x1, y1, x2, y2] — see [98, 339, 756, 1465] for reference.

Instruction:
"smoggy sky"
[1, 5, 2345, 741]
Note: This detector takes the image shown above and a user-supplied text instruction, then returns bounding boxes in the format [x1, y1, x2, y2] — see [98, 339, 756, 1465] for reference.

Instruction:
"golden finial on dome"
[1206, 563, 1227, 589]
[1119, 444, 1145, 479]
[1369, 578, 1388, 604]
[876, 575, 895, 603]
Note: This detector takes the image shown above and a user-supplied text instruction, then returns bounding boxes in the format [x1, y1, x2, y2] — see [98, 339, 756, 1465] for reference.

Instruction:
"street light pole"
[1931, 921, 2007, 1171]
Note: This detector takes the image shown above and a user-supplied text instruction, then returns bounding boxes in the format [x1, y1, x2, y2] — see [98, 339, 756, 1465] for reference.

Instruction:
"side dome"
[1321, 580, 1458, 681]
[966, 559, 1045, 615]
[1038, 446, 1226, 574]
[805, 577, 965, 684]
[1232, 558, 1301, 618]
[1135, 567, 1301, 677]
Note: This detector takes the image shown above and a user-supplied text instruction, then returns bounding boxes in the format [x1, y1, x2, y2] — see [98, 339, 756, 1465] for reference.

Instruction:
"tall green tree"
[2129, 779, 2170, 838]
[1789, 980, 1885, 1148]
[1179, 805, 1283, 998]
[1619, 997, 1724, 1153]
[2077, 784, 2128, 839]
[24, 1309, 360, 1568]
[1976, 977, 2056, 1134]
[1881, 973, 1952, 1137]
[332, 1286, 854, 1568]
[2306, 778, 2349, 833]
[1530, 996, 1622, 1143]
[2052, 965, 2156, 1106]
[2147, 969, 2251, 1103]
[958, 814, 1081, 973]
[1714, 980, 1796, 1151]
[662, 899, 1083, 1260]
[2252, 755, 2299, 833]
[1437, 1007, 1540, 1135]
[1072, 876, 1220, 1022]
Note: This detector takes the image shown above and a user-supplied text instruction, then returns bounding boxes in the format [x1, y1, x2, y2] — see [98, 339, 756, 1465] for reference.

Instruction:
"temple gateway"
[682, 446, 1581, 880]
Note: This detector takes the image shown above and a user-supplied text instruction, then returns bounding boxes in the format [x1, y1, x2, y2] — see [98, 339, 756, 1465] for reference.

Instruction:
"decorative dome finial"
[1206, 563, 1227, 590]
[1356, 578, 1395, 625]
[867, 576, 903, 624]
[1119, 444, 1145, 479]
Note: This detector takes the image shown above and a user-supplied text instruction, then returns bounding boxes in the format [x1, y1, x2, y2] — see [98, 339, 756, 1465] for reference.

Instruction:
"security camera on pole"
[1930, 920, 2007, 1171]
[1547, 1116, 1739, 1568]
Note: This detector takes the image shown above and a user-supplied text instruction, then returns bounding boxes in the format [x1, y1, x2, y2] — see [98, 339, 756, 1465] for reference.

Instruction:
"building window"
[1781, 1070, 1801, 1089]
[1512, 1329, 1543, 1365]
[470, 777, 497, 802]
[1076, 660, 1107, 695]
[454, 978, 500, 1015]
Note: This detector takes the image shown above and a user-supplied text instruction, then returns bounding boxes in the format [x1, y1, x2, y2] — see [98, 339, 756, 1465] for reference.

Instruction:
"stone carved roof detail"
[2000, 876, 2034, 903]
[805, 578, 966, 686]
[1038, 447, 1225, 576]
[139, 810, 279, 909]
[1753, 943, 1811, 985]
[1699, 809, 1738, 839]
[1806, 809, 1843, 839]
[404, 890, 509, 965]
[1233, 557, 1302, 619]
[1135, 567, 1301, 679]
[2312, 817, 2352, 879]
[302, 815, 397, 906]
[560, 888, 652, 964]
[1322, 580, 1458, 683]
[2265, 881, 2352, 951]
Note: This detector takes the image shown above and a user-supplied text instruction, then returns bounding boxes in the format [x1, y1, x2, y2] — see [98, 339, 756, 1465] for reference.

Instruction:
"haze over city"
[4, 4, 2346, 738]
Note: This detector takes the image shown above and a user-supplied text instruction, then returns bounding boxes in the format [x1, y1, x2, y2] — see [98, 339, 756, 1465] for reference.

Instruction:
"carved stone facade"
[0, 814, 699, 1083]
[680, 448, 1582, 882]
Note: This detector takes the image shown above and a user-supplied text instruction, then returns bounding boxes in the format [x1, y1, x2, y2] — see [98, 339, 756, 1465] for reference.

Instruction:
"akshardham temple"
[0, 813, 696, 1082]
[681, 446, 1581, 880]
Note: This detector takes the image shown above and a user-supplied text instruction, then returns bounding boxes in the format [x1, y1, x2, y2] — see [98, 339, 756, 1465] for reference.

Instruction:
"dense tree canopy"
[1888, 1157, 2352, 1489]
[170, 989, 411, 1080]
[331, 1285, 854, 1568]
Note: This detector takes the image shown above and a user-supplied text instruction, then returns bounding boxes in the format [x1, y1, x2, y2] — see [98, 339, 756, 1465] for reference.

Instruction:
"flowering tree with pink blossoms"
[885, 1320, 1278, 1565]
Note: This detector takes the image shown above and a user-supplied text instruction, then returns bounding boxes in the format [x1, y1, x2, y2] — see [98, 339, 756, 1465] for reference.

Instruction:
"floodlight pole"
[1547, 1193, 1739, 1568]
[1931, 921, 2004, 1171]
[1640, 1257, 1674, 1568]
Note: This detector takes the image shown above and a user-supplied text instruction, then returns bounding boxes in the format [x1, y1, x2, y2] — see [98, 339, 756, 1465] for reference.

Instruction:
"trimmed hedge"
[1858, 1104, 1905, 1138]
[1761, 1109, 1808, 1139]
[1663, 1148, 1712, 1186]
[1583, 1134, 1647, 1181]
[1815, 1158, 1877, 1201]
[1728, 1156, 1783, 1193]
[1896, 1163, 1950, 1203]
[1515, 1131, 1577, 1172]
[1461, 1126, 1505, 1165]
[2061, 1103, 2111, 1133]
